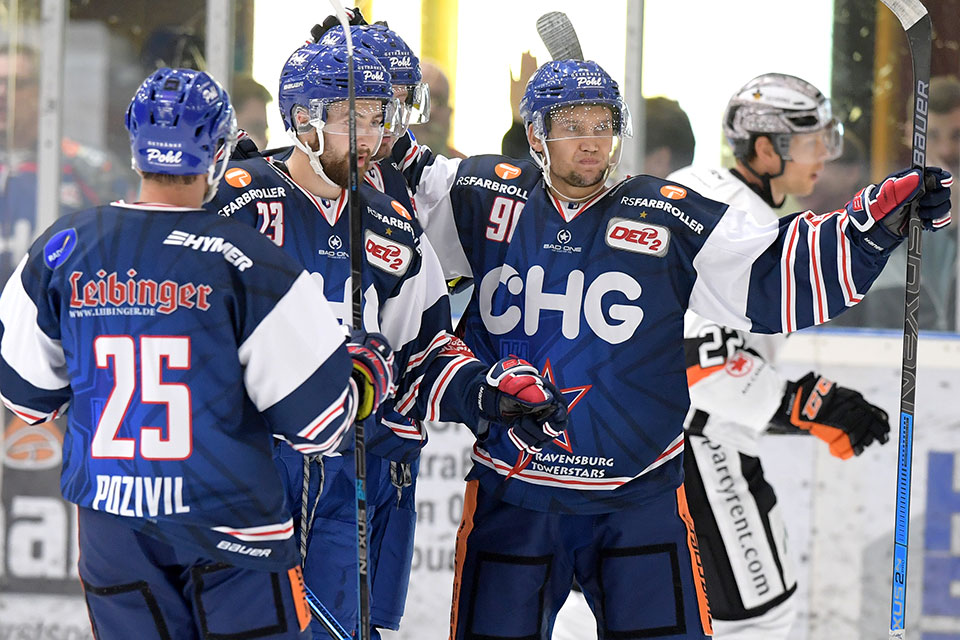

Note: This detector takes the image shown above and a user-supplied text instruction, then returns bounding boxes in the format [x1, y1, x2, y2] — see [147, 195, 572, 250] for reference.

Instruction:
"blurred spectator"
[829, 77, 960, 331]
[0, 44, 133, 286]
[502, 52, 538, 158]
[232, 74, 271, 150]
[642, 96, 695, 178]
[411, 60, 466, 158]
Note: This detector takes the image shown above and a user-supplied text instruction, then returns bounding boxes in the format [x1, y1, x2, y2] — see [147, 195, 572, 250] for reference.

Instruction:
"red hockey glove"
[506, 380, 570, 455]
[771, 372, 890, 460]
[848, 167, 952, 237]
[347, 330, 396, 421]
[470, 357, 567, 441]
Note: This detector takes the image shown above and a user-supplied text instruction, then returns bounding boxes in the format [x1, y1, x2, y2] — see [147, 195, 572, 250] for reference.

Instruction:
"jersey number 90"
[91, 335, 192, 460]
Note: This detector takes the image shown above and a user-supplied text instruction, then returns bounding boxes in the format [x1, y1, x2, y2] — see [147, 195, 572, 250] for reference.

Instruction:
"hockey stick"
[881, 1, 932, 638]
[326, 2, 372, 639]
[536, 12, 584, 61]
[305, 583, 351, 640]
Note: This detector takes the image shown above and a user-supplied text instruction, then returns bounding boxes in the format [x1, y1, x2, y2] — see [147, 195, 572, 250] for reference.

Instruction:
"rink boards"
[2, 330, 960, 639]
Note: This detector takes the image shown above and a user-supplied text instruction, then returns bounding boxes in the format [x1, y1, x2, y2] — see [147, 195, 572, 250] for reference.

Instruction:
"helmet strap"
[288, 126, 341, 191]
[531, 135, 612, 204]
[735, 148, 786, 209]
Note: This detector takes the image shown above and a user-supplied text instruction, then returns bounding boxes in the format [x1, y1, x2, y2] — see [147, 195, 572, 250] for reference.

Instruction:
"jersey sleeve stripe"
[837, 215, 864, 305]
[805, 215, 829, 325]
[239, 271, 345, 411]
[781, 217, 801, 333]
[382, 417, 424, 440]
[0, 389, 65, 424]
[211, 518, 294, 542]
[0, 257, 69, 391]
[426, 355, 476, 422]
[297, 385, 351, 440]
[394, 373, 424, 415]
[405, 330, 450, 374]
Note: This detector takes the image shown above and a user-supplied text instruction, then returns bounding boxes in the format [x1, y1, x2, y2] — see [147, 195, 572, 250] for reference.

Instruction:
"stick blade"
[536, 12, 584, 61]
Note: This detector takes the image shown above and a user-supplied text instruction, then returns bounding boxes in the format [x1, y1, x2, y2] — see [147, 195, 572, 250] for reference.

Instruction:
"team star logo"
[506, 358, 591, 478]
[557, 229, 572, 244]
[328, 235, 342, 250]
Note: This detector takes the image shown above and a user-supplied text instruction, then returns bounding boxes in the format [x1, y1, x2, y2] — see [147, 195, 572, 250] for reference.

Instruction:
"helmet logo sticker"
[146, 149, 183, 165]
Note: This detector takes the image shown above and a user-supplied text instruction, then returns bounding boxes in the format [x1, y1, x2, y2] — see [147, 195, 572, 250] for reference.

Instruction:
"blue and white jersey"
[207, 153, 488, 461]
[394, 138, 899, 514]
[0, 202, 356, 569]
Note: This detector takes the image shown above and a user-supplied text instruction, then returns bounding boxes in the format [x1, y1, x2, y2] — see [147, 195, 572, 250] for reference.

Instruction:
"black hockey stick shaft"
[305, 584, 351, 640]
[881, 1, 931, 638]
[327, 2, 371, 639]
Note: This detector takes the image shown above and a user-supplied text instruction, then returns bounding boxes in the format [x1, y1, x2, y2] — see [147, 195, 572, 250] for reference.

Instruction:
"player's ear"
[526, 123, 543, 153]
[753, 135, 779, 170]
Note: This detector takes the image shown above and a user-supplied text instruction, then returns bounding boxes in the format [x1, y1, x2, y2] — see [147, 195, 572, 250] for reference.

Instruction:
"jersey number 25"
[92, 335, 192, 460]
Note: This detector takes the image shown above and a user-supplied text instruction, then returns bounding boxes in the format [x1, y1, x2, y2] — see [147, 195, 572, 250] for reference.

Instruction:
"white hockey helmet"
[723, 73, 843, 163]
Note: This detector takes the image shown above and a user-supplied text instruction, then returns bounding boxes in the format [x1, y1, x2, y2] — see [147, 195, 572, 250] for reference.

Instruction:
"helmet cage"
[287, 96, 400, 188]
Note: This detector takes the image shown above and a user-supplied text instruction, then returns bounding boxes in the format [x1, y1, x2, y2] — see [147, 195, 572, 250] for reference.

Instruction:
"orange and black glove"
[771, 372, 890, 460]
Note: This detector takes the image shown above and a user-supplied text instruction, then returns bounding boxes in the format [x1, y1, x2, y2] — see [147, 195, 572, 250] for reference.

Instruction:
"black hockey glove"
[847, 167, 952, 238]
[771, 372, 890, 460]
[347, 330, 396, 421]
[310, 7, 368, 43]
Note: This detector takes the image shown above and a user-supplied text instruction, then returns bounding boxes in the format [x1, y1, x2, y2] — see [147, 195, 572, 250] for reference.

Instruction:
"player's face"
[780, 131, 829, 196]
[539, 104, 615, 197]
[319, 99, 385, 187]
[373, 85, 409, 162]
[928, 106, 960, 170]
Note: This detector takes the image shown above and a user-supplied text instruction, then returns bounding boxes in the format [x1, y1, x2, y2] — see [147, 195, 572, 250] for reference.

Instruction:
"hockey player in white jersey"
[390, 59, 952, 639]
[669, 73, 895, 639]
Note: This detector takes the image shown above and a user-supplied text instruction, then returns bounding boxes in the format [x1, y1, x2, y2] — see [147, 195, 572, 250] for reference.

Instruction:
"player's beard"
[320, 149, 370, 188]
[559, 163, 607, 189]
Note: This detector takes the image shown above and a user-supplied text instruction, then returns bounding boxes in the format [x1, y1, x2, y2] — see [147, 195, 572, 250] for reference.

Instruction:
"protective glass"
[536, 100, 633, 142]
[306, 97, 401, 141]
[387, 83, 430, 137]
[783, 119, 844, 163]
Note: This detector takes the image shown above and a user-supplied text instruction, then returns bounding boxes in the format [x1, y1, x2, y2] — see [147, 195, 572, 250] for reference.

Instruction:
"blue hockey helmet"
[125, 68, 237, 178]
[520, 59, 632, 139]
[320, 24, 430, 132]
[278, 41, 394, 135]
[277, 42, 399, 185]
[519, 60, 633, 199]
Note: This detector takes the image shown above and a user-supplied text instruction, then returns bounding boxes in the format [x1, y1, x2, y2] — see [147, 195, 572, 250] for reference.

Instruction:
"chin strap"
[732, 157, 786, 209]
[529, 139, 612, 204]
[288, 128, 342, 191]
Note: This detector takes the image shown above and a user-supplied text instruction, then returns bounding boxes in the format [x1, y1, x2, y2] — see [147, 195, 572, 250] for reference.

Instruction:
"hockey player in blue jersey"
[389, 59, 952, 639]
[0, 67, 400, 640]
[206, 41, 565, 638]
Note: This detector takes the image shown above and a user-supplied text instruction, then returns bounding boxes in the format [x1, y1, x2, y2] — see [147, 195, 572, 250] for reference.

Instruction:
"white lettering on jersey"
[163, 230, 254, 271]
[479, 265, 644, 344]
[364, 230, 412, 276]
[605, 218, 670, 256]
[92, 474, 190, 517]
[619, 196, 705, 234]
